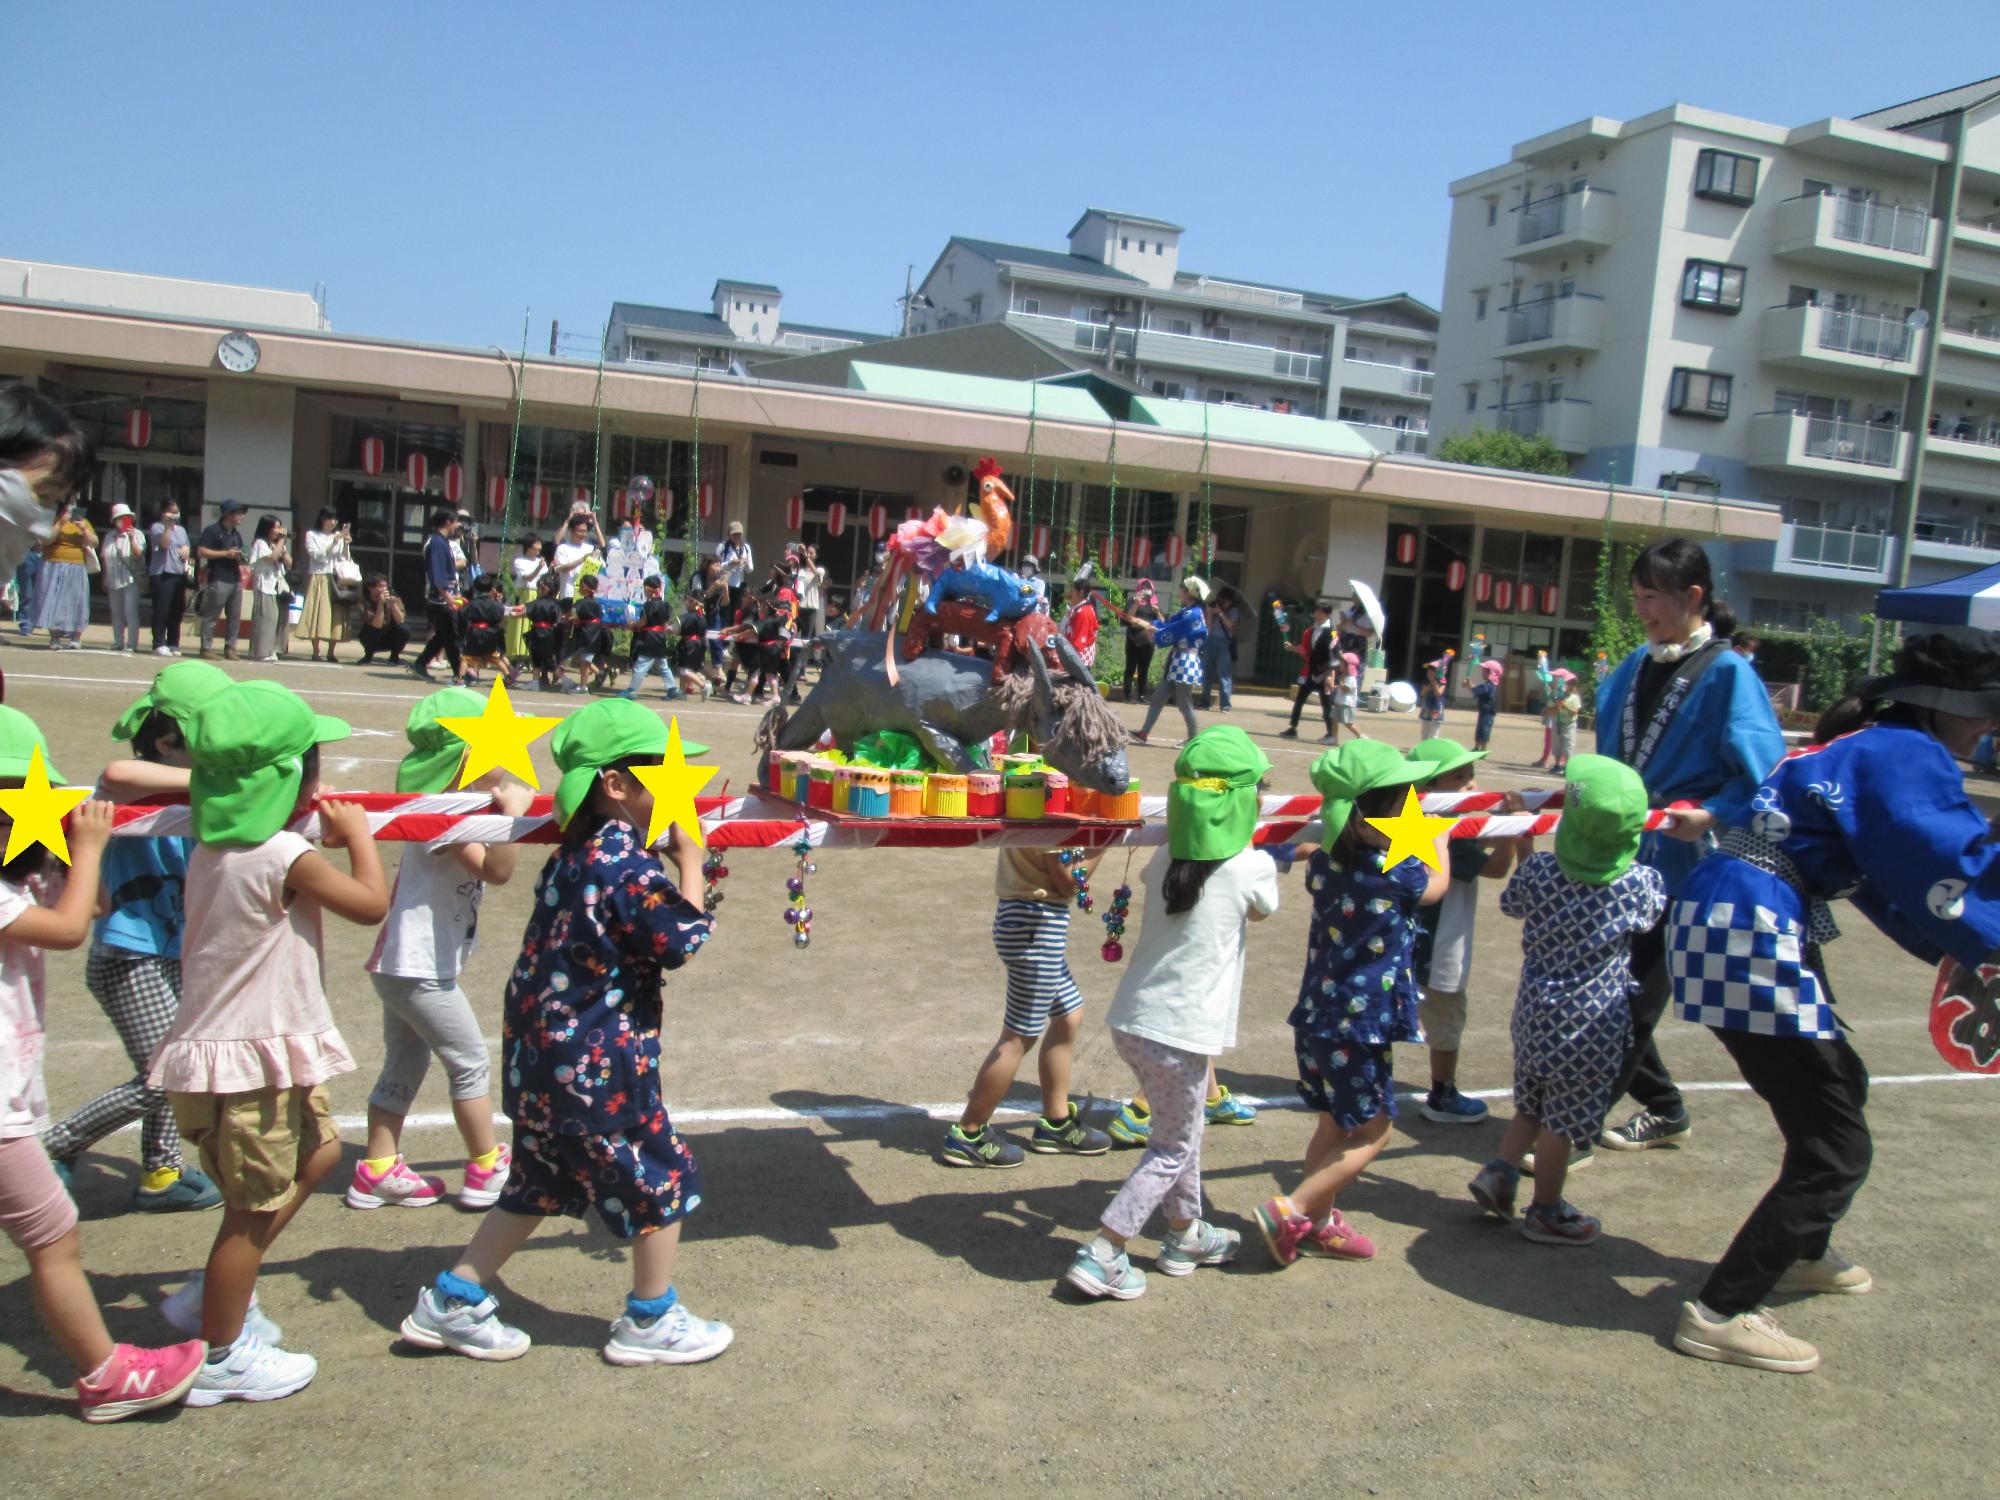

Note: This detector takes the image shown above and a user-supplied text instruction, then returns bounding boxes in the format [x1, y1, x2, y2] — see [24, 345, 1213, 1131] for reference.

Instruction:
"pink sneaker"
[1300, 1208, 1376, 1260]
[77, 1340, 206, 1423]
[1254, 1194, 1313, 1268]
[345, 1156, 446, 1210]
[459, 1146, 512, 1210]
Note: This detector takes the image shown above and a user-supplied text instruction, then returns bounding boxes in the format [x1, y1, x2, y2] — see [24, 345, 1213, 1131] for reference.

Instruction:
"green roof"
[844, 362, 1110, 423]
[1126, 395, 1379, 456]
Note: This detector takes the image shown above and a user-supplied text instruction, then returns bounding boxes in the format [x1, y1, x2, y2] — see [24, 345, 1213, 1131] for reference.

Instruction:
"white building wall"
[0, 260, 326, 331]
[202, 381, 296, 530]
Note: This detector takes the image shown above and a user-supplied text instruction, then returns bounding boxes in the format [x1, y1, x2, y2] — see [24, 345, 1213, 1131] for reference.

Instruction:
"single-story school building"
[0, 261, 1779, 691]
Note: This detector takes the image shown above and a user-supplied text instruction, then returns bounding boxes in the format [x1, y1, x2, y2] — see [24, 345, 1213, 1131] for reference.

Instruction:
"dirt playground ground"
[2, 636, 1996, 1498]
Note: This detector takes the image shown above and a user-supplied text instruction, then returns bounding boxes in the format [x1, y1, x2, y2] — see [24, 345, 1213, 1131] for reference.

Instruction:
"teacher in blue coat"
[1592, 538, 1784, 1159]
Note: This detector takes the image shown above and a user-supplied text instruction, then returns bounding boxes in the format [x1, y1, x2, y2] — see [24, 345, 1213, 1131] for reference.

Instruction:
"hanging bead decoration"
[1057, 847, 1093, 914]
[702, 846, 728, 915]
[1101, 881, 1132, 963]
[782, 833, 817, 949]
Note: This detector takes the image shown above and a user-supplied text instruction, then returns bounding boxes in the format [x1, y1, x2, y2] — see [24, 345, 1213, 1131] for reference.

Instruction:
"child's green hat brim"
[1308, 739, 1436, 850]
[395, 686, 486, 794]
[1554, 754, 1650, 885]
[1405, 738, 1486, 780]
[111, 660, 233, 742]
[186, 681, 350, 845]
[550, 699, 709, 830]
[0, 705, 62, 783]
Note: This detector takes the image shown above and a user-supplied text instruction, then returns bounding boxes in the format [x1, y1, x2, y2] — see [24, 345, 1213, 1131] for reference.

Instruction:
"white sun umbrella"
[1347, 578, 1387, 638]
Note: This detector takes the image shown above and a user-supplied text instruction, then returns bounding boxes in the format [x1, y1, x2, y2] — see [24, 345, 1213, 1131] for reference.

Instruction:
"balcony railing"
[1346, 422, 1430, 455]
[1789, 193, 1934, 258]
[1809, 306, 1915, 360]
[1796, 414, 1904, 467]
[1495, 396, 1591, 439]
[1503, 293, 1605, 346]
[1186, 276, 1305, 312]
[1514, 187, 1616, 246]
[1912, 517, 2000, 549]
[1930, 418, 2000, 449]
[1341, 355, 1433, 395]
[1788, 522, 1890, 571]
[772, 330, 863, 352]
[1944, 310, 2000, 342]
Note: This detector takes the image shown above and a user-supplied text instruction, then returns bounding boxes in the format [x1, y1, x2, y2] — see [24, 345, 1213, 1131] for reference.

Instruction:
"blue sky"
[15, 2, 1991, 352]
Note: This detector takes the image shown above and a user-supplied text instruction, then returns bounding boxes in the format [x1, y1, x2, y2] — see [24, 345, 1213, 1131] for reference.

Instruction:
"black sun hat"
[1851, 629, 2000, 719]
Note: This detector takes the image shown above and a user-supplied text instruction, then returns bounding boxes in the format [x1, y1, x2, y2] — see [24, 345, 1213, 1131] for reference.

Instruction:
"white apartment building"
[608, 280, 883, 373]
[1432, 76, 2000, 628]
[909, 209, 1437, 453]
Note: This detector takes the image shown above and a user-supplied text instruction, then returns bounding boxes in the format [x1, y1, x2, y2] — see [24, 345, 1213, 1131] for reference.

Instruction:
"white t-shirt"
[554, 540, 597, 599]
[1424, 876, 1479, 992]
[1102, 846, 1280, 1056]
[366, 846, 483, 981]
[0, 877, 49, 1139]
[248, 538, 288, 595]
[304, 528, 346, 576]
[796, 564, 825, 612]
[510, 555, 548, 594]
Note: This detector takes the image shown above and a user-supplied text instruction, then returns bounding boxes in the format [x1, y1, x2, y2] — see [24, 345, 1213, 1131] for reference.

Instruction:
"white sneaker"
[602, 1302, 733, 1366]
[399, 1286, 531, 1361]
[154, 645, 175, 657]
[160, 1273, 283, 1346]
[184, 1333, 317, 1405]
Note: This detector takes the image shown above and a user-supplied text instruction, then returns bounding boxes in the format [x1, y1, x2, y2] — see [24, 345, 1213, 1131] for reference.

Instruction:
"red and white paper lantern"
[1131, 536, 1153, 571]
[784, 494, 804, 532]
[1394, 529, 1419, 566]
[1098, 536, 1119, 569]
[1542, 584, 1560, 616]
[1031, 524, 1051, 560]
[609, 488, 629, 521]
[1165, 533, 1186, 570]
[1474, 570, 1492, 605]
[658, 488, 674, 522]
[1445, 559, 1467, 592]
[573, 485, 592, 509]
[360, 436, 385, 475]
[1493, 578, 1515, 613]
[869, 502, 888, 541]
[404, 453, 428, 492]
[443, 461, 464, 506]
[530, 483, 552, 521]
[699, 482, 716, 519]
[826, 500, 848, 537]
[124, 409, 152, 449]
[485, 475, 507, 515]
[905, 504, 921, 523]
[1518, 582, 1538, 615]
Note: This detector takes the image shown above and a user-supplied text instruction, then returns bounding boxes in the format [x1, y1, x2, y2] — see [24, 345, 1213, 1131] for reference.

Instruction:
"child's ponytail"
[1164, 857, 1222, 915]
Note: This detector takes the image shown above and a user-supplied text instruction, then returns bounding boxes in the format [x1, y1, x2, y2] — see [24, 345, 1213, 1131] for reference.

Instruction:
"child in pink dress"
[0, 705, 207, 1422]
[147, 680, 389, 1406]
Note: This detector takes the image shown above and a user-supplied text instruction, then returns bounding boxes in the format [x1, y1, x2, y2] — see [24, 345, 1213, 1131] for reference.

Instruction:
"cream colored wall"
[202, 381, 295, 533]
[0, 260, 324, 331]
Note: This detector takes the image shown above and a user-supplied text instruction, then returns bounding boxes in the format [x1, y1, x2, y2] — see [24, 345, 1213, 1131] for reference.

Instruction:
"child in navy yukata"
[1468, 755, 1664, 1246]
[401, 700, 731, 1368]
[524, 573, 565, 693]
[1255, 740, 1446, 1266]
[1471, 658, 1501, 752]
[1418, 655, 1450, 741]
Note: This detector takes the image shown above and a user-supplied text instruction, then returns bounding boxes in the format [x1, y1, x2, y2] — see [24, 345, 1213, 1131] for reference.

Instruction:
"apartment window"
[1658, 469, 1721, 497]
[761, 303, 770, 314]
[1120, 236, 1129, 250]
[1156, 242, 1165, 254]
[1464, 384, 1480, 414]
[1138, 240, 1147, 253]
[1694, 148, 1759, 206]
[1681, 258, 1747, 312]
[967, 294, 982, 319]
[1338, 405, 1368, 422]
[1475, 292, 1488, 321]
[1668, 367, 1733, 420]
[1484, 196, 1499, 226]
[1170, 318, 1192, 336]
[1019, 297, 1040, 316]
[1150, 379, 1185, 399]
[1211, 325, 1232, 342]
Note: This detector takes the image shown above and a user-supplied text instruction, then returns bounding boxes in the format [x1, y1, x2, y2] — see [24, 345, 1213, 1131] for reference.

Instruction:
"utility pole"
[899, 266, 914, 338]
[549, 320, 560, 357]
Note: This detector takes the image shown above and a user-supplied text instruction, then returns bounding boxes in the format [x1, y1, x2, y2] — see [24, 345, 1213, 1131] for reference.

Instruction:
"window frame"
[1694, 148, 1759, 206]
[1668, 367, 1733, 421]
[1680, 258, 1747, 313]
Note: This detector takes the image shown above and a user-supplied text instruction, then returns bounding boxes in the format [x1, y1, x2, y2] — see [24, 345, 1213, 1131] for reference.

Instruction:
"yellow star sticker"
[0, 748, 92, 865]
[629, 717, 718, 849]
[1363, 785, 1458, 873]
[438, 680, 564, 789]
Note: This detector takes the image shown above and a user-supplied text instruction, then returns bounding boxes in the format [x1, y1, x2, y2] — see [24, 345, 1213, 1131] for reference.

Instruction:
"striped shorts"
[993, 899, 1083, 1038]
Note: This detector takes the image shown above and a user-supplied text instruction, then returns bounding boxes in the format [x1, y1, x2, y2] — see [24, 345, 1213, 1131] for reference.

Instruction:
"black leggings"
[151, 574, 187, 650]
[415, 599, 462, 675]
[1123, 641, 1155, 699]
[1699, 1025, 1871, 1316]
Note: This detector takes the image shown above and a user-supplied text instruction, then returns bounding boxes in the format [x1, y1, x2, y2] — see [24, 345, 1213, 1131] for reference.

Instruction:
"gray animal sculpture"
[762, 630, 1130, 794]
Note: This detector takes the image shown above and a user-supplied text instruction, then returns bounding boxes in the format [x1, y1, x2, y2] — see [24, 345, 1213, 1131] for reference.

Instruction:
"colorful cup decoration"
[925, 773, 969, 818]
[1005, 771, 1048, 821]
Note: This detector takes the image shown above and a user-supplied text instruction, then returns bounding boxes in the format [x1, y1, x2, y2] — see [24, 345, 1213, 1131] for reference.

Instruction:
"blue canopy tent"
[1876, 561, 2000, 628]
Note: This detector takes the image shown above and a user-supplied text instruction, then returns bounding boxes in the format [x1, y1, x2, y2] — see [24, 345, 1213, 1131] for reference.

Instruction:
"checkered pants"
[41, 949, 184, 1171]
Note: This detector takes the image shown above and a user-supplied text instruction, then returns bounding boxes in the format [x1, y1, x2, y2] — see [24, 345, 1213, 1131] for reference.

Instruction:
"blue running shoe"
[135, 1166, 223, 1213]
[1205, 1086, 1257, 1126]
[1421, 1084, 1489, 1125]
[1063, 1243, 1147, 1301]
[939, 1124, 1024, 1169]
[1106, 1102, 1151, 1148]
[1029, 1109, 1111, 1156]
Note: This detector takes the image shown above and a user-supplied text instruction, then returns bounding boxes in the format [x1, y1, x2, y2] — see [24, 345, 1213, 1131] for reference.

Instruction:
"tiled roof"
[778, 321, 887, 343]
[1855, 75, 2000, 130]
[712, 279, 782, 295]
[948, 237, 1147, 285]
[1068, 208, 1186, 235]
[609, 302, 732, 339]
